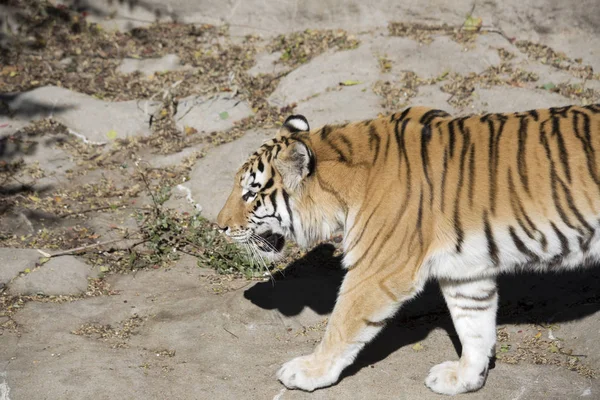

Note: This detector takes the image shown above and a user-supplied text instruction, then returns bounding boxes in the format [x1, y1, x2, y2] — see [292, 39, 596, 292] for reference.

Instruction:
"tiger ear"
[274, 140, 314, 191]
[280, 115, 310, 135]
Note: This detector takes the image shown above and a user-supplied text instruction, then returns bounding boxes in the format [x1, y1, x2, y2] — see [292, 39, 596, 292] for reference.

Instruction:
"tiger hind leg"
[425, 277, 498, 395]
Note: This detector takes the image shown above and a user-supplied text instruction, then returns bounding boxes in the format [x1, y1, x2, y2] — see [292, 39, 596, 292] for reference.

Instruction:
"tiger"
[216, 103, 600, 395]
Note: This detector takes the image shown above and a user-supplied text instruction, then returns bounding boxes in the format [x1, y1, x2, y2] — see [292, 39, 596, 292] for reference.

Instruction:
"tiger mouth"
[256, 231, 285, 253]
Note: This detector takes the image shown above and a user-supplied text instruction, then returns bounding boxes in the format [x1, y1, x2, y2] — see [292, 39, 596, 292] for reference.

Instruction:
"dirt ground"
[0, 1, 599, 399]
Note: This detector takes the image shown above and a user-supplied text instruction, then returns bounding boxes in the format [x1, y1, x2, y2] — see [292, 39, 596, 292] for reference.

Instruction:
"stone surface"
[58, 0, 600, 38]
[175, 93, 253, 133]
[408, 84, 458, 115]
[117, 54, 187, 75]
[247, 51, 288, 77]
[473, 86, 574, 114]
[269, 45, 379, 107]
[0, 86, 158, 142]
[8, 256, 99, 296]
[0, 119, 28, 137]
[295, 84, 383, 128]
[167, 129, 271, 220]
[369, 35, 502, 78]
[0, 248, 41, 285]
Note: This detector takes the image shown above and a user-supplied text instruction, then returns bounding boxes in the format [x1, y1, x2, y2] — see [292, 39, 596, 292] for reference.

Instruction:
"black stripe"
[320, 125, 332, 139]
[441, 149, 449, 213]
[328, 140, 348, 163]
[572, 110, 600, 186]
[262, 178, 274, 191]
[315, 172, 348, 212]
[528, 109, 539, 121]
[551, 116, 571, 183]
[453, 123, 471, 253]
[550, 222, 569, 257]
[395, 119, 412, 190]
[281, 189, 294, 234]
[306, 146, 316, 177]
[338, 134, 354, 160]
[450, 289, 497, 301]
[269, 190, 277, 208]
[419, 109, 451, 125]
[556, 177, 594, 234]
[550, 105, 571, 118]
[540, 121, 577, 230]
[416, 187, 424, 247]
[488, 114, 507, 215]
[257, 158, 264, 173]
[368, 124, 381, 164]
[578, 235, 592, 253]
[421, 124, 434, 208]
[483, 211, 499, 266]
[397, 107, 412, 122]
[384, 128, 391, 161]
[551, 171, 578, 230]
[507, 169, 541, 244]
[509, 226, 539, 262]
[468, 143, 476, 208]
[448, 119, 456, 159]
[363, 318, 387, 327]
[457, 304, 492, 311]
[517, 116, 530, 194]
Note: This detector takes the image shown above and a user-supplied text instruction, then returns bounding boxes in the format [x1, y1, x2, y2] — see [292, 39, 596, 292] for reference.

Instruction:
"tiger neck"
[288, 129, 371, 246]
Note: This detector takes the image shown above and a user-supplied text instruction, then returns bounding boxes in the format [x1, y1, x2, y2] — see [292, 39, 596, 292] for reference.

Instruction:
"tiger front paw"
[277, 354, 340, 392]
[424, 360, 486, 395]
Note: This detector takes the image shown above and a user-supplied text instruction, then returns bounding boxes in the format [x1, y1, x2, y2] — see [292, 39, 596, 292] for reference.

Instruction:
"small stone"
[9, 256, 100, 296]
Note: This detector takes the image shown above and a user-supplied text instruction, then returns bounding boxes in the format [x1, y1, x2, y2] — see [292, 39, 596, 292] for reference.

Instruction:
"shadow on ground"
[245, 243, 600, 381]
[0, 93, 75, 119]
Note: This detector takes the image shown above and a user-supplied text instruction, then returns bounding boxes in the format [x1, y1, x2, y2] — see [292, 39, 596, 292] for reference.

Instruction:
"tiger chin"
[217, 104, 600, 395]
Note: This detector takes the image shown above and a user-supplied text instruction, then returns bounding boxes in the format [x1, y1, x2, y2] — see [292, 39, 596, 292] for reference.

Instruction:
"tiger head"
[216, 115, 322, 259]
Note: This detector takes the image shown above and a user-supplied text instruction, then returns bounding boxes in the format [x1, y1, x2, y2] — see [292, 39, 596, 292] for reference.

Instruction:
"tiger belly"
[425, 220, 600, 280]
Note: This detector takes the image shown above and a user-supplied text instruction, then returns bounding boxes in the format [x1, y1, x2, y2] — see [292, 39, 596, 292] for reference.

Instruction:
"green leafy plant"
[134, 171, 265, 277]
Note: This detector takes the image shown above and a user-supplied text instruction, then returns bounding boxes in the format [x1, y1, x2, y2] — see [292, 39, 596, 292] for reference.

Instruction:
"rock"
[247, 51, 288, 77]
[0, 86, 159, 143]
[167, 130, 271, 220]
[0, 248, 41, 285]
[295, 84, 383, 128]
[269, 45, 379, 107]
[117, 54, 187, 75]
[369, 35, 502, 78]
[8, 256, 99, 296]
[175, 93, 253, 134]
[408, 84, 458, 115]
[0, 120, 29, 137]
[472, 86, 573, 114]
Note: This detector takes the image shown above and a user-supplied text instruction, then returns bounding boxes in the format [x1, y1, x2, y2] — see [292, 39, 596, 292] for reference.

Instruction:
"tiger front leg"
[425, 277, 498, 395]
[277, 265, 421, 391]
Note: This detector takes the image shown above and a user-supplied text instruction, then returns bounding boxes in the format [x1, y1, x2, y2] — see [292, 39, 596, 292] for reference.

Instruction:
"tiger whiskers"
[239, 239, 270, 279]
[249, 232, 279, 253]
[247, 234, 277, 281]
